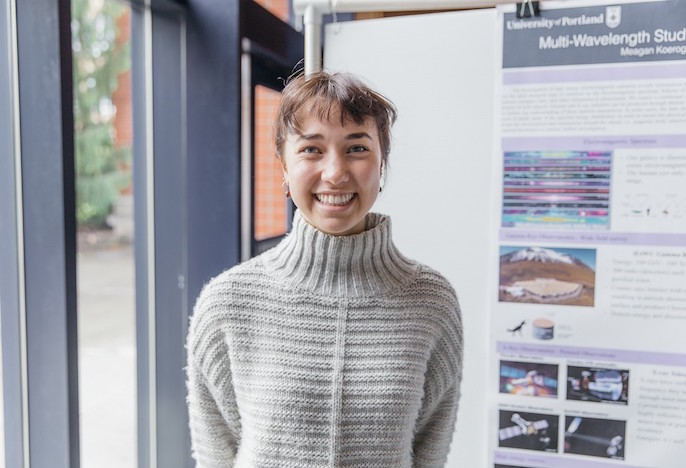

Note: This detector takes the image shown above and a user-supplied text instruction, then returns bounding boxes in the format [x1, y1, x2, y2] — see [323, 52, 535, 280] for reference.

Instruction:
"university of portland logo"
[606, 6, 621, 28]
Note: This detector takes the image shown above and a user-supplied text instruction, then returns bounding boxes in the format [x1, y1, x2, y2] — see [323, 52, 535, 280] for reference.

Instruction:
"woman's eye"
[348, 145, 368, 153]
[301, 146, 320, 154]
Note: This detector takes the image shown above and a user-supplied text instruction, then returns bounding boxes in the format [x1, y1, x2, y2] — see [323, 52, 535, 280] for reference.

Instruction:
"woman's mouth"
[314, 193, 356, 206]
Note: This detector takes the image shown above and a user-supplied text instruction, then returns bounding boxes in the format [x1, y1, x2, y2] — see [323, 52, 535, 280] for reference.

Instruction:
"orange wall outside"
[253, 0, 291, 240]
[254, 86, 288, 240]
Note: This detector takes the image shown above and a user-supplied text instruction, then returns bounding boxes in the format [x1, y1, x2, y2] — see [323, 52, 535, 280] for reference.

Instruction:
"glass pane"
[72, 1, 136, 467]
[254, 85, 288, 241]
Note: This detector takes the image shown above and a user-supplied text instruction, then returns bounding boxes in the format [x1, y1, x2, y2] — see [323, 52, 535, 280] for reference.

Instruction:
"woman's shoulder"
[188, 256, 269, 333]
[196, 256, 258, 299]
[412, 263, 459, 302]
[405, 263, 462, 329]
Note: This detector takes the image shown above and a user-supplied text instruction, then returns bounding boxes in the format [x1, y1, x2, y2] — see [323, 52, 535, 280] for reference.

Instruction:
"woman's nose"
[321, 153, 349, 185]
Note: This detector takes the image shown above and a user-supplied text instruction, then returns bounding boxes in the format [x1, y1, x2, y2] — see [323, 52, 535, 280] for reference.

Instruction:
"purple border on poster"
[497, 341, 686, 367]
[501, 135, 686, 151]
[503, 62, 686, 85]
[494, 450, 648, 468]
[499, 230, 686, 247]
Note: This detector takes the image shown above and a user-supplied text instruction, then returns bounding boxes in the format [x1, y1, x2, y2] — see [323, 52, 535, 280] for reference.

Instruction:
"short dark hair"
[274, 71, 397, 168]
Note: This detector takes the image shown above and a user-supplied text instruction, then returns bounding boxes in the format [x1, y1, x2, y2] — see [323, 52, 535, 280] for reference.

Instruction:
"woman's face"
[281, 106, 383, 236]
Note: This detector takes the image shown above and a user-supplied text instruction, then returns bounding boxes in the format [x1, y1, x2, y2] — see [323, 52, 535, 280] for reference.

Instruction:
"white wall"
[325, 10, 496, 467]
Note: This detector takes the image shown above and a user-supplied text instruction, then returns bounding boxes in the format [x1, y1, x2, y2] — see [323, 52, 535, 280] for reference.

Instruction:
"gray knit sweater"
[186, 211, 463, 467]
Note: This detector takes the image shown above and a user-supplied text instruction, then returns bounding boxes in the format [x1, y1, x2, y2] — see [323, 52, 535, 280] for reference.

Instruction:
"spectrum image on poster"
[502, 151, 611, 230]
[499, 246, 596, 306]
[500, 360, 558, 398]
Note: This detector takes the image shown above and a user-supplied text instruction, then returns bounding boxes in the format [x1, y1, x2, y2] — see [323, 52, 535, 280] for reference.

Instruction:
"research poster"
[491, 1, 686, 467]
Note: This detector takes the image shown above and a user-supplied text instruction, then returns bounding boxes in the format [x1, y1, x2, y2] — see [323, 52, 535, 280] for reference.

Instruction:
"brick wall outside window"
[254, 85, 288, 240]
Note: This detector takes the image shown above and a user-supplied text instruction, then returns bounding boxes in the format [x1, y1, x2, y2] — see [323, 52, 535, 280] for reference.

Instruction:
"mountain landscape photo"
[499, 246, 596, 306]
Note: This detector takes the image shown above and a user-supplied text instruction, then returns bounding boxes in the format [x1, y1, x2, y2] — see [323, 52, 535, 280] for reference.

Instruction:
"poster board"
[325, 9, 497, 467]
[325, 1, 686, 467]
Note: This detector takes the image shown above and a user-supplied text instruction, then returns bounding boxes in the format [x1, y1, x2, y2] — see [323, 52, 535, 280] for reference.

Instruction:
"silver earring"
[379, 166, 385, 193]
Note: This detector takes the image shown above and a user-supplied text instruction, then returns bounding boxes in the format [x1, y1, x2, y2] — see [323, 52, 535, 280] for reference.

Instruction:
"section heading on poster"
[504, 1, 686, 67]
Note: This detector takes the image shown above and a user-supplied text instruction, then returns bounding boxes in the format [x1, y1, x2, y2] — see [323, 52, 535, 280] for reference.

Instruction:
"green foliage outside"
[72, 0, 131, 227]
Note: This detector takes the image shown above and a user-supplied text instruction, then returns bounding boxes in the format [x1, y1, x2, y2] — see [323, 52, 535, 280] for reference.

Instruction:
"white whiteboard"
[325, 9, 496, 467]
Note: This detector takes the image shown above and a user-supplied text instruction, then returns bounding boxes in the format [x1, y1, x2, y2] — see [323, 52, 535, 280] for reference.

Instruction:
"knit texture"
[186, 211, 463, 467]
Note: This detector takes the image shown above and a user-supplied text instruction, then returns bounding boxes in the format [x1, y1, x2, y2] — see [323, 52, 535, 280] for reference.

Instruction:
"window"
[72, 1, 137, 466]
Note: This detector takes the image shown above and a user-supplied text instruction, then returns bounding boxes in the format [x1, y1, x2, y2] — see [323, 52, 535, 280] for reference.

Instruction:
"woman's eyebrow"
[346, 132, 372, 140]
[296, 132, 372, 141]
[297, 133, 324, 141]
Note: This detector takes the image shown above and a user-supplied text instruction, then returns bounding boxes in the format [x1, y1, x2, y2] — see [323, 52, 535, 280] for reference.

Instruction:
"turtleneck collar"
[264, 210, 419, 297]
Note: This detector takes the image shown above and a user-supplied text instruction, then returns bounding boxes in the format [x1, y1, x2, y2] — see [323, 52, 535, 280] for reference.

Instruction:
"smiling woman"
[185, 71, 464, 468]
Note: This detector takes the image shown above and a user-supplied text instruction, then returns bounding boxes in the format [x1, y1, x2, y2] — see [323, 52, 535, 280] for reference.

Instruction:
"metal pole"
[303, 4, 322, 75]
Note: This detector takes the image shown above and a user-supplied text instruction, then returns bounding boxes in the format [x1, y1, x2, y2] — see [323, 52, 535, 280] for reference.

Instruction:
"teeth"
[317, 193, 354, 205]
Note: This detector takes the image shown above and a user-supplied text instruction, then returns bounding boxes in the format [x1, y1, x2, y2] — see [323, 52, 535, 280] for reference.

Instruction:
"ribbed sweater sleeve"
[412, 274, 463, 467]
[186, 280, 241, 468]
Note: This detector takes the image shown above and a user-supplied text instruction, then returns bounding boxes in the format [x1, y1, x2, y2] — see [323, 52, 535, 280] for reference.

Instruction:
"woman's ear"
[281, 159, 290, 190]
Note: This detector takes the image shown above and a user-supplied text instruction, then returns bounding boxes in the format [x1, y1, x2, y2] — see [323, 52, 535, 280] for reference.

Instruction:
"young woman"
[186, 71, 463, 467]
